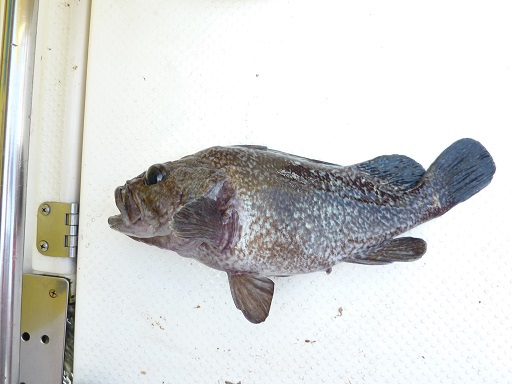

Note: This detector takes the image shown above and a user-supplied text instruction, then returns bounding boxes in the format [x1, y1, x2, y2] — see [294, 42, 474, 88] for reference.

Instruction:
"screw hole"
[41, 335, 50, 344]
[21, 332, 30, 341]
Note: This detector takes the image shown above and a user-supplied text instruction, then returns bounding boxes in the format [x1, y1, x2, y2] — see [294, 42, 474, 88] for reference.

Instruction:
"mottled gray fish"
[109, 138, 495, 323]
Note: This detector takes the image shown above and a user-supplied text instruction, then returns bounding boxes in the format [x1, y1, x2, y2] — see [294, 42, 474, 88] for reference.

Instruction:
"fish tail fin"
[423, 138, 495, 213]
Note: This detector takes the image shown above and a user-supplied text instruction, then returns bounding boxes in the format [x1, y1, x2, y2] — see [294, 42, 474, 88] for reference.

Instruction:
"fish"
[108, 138, 495, 323]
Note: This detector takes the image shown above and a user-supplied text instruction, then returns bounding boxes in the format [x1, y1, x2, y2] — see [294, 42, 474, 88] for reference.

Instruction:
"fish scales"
[193, 146, 427, 274]
[109, 139, 495, 323]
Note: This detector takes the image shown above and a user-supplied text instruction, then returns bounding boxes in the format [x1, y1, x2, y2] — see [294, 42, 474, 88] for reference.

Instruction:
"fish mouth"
[107, 214, 124, 229]
[108, 185, 145, 235]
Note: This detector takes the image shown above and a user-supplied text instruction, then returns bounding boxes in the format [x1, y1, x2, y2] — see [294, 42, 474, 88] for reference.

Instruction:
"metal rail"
[0, 1, 39, 383]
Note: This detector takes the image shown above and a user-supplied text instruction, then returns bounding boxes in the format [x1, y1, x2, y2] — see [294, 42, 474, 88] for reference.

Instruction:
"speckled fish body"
[168, 146, 428, 274]
[109, 139, 495, 323]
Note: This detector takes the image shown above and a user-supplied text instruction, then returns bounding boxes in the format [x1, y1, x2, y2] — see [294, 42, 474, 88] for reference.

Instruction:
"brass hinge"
[37, 202, 79, 258]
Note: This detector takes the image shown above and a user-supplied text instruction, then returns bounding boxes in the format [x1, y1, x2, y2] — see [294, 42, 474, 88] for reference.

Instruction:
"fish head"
[108, 158, 226, 242]
[108, 162, 186, 239]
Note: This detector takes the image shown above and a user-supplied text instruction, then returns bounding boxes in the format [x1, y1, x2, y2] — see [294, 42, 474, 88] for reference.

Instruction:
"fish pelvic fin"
[423, 138, 495, 211]
[344, 237, 426, 265]
[227, 273, 274, 324]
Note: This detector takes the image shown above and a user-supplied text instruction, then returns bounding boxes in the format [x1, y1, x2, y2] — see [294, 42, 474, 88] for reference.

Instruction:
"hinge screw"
[49, 289, 58, 298]
[39, 240, 49, 252]
[41, 204, 51, 216]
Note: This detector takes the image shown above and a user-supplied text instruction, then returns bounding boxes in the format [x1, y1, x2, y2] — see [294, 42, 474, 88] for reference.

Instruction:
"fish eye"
[145, 164, 166, 186]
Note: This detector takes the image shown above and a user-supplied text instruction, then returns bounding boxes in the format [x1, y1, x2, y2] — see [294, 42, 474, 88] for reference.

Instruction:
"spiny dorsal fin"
[227, 273, 274, 324]
[345, 237, 427, 265]
[356, 155, 425, 189]
[235, 145, 268, 151]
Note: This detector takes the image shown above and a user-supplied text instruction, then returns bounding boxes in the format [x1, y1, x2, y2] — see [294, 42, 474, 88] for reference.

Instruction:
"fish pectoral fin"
[227, 273, 275, 324]
[345, 237, 426, 265]
[171, 197, 223, 244]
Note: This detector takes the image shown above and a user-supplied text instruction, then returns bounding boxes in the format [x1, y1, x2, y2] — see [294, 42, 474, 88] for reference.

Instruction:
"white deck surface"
[74, 1, 511, 383]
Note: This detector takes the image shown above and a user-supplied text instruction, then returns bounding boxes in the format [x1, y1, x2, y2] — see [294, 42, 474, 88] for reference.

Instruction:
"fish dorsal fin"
[345, 237, 427, 265]
[237, 145, 340, 167]
[235, 145, 268, 151]
[356, 155, 425, 189]
[227, 273, 274, 324]
[172, 197, 223, 243]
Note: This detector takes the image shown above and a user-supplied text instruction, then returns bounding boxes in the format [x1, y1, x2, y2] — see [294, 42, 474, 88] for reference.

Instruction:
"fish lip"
[107, 214, 123, 229]
[110, 185, 142, 227]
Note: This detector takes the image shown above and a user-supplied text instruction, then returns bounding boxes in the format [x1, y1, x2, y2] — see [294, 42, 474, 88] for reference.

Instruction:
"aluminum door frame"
[0, 1, 39, 383]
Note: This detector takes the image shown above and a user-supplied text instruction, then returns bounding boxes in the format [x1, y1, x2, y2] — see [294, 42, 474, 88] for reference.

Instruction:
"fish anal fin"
[346, 237, 426, 265]
[356, 155, 425, 189]
[172, 197, 223, 244]
[227, 273, 274, 324]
